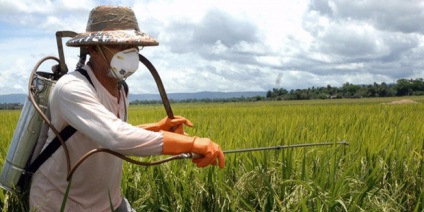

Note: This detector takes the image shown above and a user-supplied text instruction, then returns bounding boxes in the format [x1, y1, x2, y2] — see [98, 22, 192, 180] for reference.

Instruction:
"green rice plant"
[1, 97, 424, 211]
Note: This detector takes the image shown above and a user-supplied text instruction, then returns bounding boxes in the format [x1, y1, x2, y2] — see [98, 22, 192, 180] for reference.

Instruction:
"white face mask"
[108, 48, 139, 80]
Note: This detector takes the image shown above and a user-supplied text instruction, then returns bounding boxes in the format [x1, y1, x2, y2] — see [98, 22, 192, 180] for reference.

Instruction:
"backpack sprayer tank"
[0, 69, 57, 193]
[0, 31, 78, 193]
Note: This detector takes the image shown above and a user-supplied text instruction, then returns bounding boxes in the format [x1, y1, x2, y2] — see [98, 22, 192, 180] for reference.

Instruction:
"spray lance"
[67, 141, 348, 180]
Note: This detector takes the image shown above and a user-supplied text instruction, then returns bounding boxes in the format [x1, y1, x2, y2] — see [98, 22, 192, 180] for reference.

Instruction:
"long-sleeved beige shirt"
[30, 65, 163, 211]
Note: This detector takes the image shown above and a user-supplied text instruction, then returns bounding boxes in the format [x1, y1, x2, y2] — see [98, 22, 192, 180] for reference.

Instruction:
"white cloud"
[1, 0, 424, 96]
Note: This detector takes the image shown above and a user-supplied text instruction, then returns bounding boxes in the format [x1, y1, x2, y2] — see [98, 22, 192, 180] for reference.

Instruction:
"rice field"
[1, 97, 423, 211]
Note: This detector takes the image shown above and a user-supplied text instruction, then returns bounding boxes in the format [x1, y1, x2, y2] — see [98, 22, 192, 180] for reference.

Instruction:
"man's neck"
[87, 60, 120, 97]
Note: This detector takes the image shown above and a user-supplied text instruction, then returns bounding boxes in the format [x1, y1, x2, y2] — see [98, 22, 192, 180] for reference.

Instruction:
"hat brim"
[66, 30, 159, 47]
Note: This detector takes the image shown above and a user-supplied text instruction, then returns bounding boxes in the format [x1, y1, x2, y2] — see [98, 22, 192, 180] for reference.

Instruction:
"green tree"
[394, 79, 412, 96]
[342, 82, 360, 97]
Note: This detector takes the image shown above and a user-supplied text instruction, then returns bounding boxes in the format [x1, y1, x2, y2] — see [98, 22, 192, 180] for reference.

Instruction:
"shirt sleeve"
[51, 76, 163, 156]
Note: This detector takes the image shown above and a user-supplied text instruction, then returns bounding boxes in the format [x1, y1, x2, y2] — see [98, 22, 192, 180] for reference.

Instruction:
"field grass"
[1, 96, 424, 211]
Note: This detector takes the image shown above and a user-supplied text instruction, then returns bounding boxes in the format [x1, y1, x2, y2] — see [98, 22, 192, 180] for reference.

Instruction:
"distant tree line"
[0, 103, 23, 110]
[128, 78, 424, 104]
[4, 78, 423, 110]
[266, 78, 424, 100]
[130, 95, 266, 105]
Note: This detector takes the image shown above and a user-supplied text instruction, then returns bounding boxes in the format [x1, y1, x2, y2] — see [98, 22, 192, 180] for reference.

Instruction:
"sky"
[0, 0, 424, 95]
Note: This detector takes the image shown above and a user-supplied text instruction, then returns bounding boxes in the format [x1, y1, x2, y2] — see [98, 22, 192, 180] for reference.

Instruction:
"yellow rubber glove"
[162, 131, 225, 168]
[138, 116, 193, 134]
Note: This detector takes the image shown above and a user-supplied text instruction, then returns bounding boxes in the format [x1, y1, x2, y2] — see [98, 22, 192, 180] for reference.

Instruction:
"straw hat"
[66, 5, 158, 47]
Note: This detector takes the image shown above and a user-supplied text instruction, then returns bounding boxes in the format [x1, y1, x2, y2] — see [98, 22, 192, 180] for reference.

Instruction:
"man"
[30, 5, 225, 211]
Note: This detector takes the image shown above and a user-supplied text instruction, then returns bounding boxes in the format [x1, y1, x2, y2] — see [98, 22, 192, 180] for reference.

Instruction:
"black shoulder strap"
[76, 68, 95, 88]
[18, 125, 77, 190]
[26, 126, 77, 174]
[120, 81, 129, 96]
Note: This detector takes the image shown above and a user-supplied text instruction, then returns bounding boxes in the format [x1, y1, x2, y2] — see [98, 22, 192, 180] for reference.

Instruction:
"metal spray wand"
[182, 140, 349, 159]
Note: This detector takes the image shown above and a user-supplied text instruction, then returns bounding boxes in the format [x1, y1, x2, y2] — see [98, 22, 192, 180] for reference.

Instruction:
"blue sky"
[0, 0, 424, 95]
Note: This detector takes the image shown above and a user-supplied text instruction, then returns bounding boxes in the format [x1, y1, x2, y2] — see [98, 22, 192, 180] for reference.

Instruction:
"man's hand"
[191, 137, 225, 168]
[138, 115, 193, 135]
[161, 131, 225, 168]
[157, 116, 193, 134]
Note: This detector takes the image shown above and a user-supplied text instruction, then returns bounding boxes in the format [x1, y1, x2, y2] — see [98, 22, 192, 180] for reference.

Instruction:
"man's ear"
[87, 46, 98, 56]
